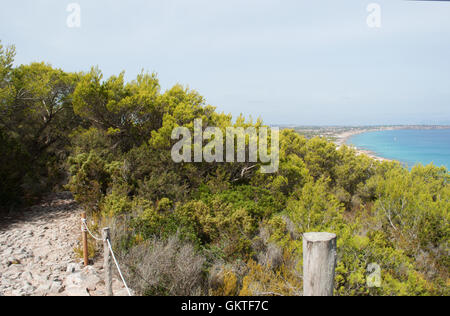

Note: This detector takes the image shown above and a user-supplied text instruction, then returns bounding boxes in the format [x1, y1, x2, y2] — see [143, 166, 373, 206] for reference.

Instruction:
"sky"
[1, 0, 449, 126]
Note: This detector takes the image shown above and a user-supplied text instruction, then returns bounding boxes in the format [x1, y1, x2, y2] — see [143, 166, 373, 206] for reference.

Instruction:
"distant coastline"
[333, 125, 450, 163]
[334, 128, 393, 162]
[334, 125, 450, 146]
[283, 124, 450, 163]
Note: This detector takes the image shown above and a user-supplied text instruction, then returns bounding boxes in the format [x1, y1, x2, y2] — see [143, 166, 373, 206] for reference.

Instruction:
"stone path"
[0, 192, 130, 296]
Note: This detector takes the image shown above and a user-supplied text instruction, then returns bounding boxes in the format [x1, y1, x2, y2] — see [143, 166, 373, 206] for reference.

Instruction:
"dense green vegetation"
[1, 42, 448, 296]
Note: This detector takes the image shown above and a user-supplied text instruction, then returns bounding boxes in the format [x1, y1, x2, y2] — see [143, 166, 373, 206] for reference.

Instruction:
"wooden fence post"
[103, 227, 113, 296]
[303, 232, 337, 296]
[81, 212, 89, 267]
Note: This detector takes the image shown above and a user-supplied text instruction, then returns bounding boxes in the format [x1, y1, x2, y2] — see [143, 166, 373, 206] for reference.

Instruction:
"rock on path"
[0, 192, 130, 296]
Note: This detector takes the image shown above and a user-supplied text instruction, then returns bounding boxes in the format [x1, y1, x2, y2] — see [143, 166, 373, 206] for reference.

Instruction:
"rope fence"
[81, 218, 103, 241]
[106, 238, 132, 296]
[80, 213, 132, 296]
[80, 212, 338, 297]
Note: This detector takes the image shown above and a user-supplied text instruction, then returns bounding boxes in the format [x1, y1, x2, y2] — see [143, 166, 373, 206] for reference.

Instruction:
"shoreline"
[333, 127, 399, 162]
[333, 126, 450, 163]
[289, 125, 450, 164]
[352, 147, 392, 162]
[332, 125, 449, 147]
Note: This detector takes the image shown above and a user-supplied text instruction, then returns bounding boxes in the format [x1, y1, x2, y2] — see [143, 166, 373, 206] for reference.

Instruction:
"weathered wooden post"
[81, 212, 89, 267]
[303, 232, 337, 296]
[103, 227, 113, 296]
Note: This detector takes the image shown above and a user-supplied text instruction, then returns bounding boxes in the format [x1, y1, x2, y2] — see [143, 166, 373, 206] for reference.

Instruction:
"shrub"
[208, 265, 240, 296]
[101, 192, 132, 217]
[120, 234, 206, 296]
[239, 260, 301, 296]
[67, 152, 115, 210]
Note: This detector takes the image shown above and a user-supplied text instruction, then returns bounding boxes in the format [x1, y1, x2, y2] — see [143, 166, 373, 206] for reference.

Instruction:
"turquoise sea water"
[347, 129, 450, 170]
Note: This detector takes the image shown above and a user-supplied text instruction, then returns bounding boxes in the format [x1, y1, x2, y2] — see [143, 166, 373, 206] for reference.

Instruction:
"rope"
[107, 238, 132, 296]
[81, 219, 103, 241]
[80, 218, 133, 296]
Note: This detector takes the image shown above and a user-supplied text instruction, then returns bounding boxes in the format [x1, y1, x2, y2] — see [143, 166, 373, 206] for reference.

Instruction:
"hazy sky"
[1, 0, 449, 125]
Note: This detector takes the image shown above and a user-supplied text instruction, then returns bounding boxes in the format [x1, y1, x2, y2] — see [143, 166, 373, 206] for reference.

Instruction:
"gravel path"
[0, 192, 130, 296]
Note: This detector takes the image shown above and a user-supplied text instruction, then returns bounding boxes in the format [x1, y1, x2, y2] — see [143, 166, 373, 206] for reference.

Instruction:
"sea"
[347, 129, 450, 170]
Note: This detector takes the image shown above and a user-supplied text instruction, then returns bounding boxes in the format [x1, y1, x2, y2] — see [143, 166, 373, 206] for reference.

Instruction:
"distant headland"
[274, 125, 450, 163]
